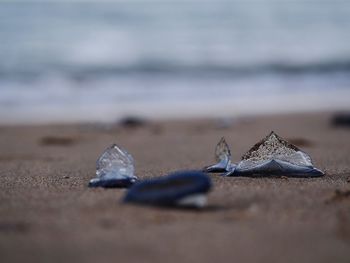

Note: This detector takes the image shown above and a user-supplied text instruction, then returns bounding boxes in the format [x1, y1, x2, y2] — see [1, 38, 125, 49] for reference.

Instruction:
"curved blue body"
[123, 171, 212, 206]
[225, 159, 324, 177]
[88, 177, 136, 188]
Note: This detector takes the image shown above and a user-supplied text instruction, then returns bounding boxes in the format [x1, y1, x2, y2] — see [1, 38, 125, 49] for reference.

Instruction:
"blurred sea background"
[1, 0, 350, 124]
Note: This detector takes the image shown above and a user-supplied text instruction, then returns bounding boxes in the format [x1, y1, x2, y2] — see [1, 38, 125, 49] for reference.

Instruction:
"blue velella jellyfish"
[205, 132, 324, 177]
[124, 171, 212, 208]
[89, 144, 138, 188]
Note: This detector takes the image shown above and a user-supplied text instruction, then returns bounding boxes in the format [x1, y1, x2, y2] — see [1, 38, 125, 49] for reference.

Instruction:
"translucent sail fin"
[205, 137, 233, 172]
[215, 137, 231, 164]
[89, 144, 137, 188]
[96, 144, 135, 179]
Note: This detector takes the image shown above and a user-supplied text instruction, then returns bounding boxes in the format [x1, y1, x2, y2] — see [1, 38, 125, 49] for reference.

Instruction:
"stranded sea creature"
[88, 144, 138, 188]
[205, 137, 236, 173]
[204, 132, 324, 177]
[124, 171, 212, 208]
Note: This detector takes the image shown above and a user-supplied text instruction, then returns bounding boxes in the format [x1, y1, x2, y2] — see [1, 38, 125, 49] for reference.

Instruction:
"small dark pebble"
[40, 136, 76, 146]
[327, 189, 350, 203]
[0, 222, 30, 233]
[63, 175, 70, 179]
[119, 116, 148, 128]
[331, 113, 350, 127]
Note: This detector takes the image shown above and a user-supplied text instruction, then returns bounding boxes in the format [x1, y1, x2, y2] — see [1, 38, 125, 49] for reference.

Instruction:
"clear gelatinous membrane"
[205, 137, 233, 172]
[96, 144, 135, 179]
[206, 132, 324, 177]
[89, 144, 137, 188]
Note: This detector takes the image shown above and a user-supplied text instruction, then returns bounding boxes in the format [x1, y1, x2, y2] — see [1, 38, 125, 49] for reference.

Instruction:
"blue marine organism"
[89, 144, 138, 188]
[205, 132, 324, 177]
[124, 171, 212, 208]
[204, 137, 236, 173]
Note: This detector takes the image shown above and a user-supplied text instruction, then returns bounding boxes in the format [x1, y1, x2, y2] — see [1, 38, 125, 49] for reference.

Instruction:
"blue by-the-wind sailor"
[204, 137, 236, 173]
[88, 144, 138, 188]
[124, 171, 212, 208]
[204, 132, 324, 177]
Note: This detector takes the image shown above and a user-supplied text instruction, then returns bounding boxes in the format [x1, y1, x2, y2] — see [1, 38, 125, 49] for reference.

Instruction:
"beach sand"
[0, 112, 349, 263]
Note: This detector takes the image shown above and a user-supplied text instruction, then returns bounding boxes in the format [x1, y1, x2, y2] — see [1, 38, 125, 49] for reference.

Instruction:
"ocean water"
[0, 1, 350, 124]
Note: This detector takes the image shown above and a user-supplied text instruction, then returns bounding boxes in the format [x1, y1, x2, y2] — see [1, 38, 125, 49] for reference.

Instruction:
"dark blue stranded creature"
[204, 132, 324, 178]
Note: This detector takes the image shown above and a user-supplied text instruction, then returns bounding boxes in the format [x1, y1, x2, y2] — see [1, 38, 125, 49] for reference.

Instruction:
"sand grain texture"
[0, 113, 350, 263]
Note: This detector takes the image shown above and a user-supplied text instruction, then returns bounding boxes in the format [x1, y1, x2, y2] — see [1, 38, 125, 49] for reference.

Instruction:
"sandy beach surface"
[0, 112, 349, 263]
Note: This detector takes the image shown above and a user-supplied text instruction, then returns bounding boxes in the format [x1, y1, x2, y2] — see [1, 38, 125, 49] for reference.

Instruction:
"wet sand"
[0, 112, 349, 263]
